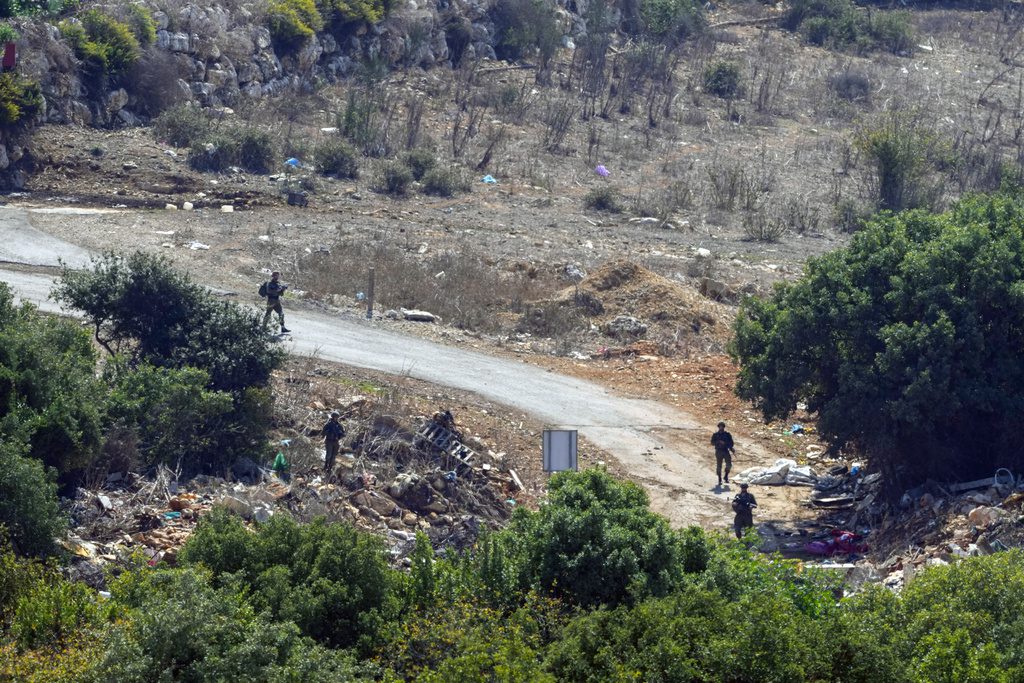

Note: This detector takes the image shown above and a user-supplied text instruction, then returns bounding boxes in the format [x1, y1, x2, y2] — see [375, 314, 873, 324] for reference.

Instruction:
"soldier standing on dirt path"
[260, 271, 290, 333]
[711, 421, 735, 486]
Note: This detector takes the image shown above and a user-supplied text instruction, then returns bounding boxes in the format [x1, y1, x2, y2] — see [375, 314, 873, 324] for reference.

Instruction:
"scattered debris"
[401, 308, 438, 323]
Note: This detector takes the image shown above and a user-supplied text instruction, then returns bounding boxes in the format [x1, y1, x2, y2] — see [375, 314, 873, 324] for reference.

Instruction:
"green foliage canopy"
[731, 193, 1024, 487]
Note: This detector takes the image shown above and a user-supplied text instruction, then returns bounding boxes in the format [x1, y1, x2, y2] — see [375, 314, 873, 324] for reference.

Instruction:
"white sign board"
[543, 429, 578, 472]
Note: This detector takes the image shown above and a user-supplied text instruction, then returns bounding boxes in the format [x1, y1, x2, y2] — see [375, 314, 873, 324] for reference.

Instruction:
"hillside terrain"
[1, 0, 1024, 678]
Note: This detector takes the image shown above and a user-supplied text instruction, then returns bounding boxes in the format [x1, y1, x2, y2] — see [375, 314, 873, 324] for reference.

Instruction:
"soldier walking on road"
[260, 271, 290, 333]
[711, 421, 735, 486]
[322, 411, 345, 477]
[732, 483, 757, 539]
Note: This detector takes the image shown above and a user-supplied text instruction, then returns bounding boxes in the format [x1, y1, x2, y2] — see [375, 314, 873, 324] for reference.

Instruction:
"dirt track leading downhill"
[0, 206, 771, 528]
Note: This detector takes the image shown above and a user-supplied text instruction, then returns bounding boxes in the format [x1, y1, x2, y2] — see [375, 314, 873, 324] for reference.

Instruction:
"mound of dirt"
[521, 260, 734, 350]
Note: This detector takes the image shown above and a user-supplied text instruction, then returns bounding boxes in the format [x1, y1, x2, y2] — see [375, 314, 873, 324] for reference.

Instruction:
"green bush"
[421, 166, 468, 197]
[123, 3, 156, 47]
[731, 192, 1024, 490]
[61, 10, 140, 79]
[404, 147, 436, 180]
[236, 127, 276, 174]
[0, 72, 42, 130]
[490, 0, 561, 64]
[317, 0, 389, 32]
[0, 22, 18, 42]
[703, 61, 743, 99]
[0, 284, 104, 478]
[11, 576, 99, 649]
[376, 162, 413, 196]
[583, 186, 622, 212]
[104, 363, 234, 469]
[856, 114, 944, 212]
[267, 0, 323, 53]
[783, 0, 913, 54]
[0, 443, 64, 557]
[188, 125, 277, 174]
[314, 138, 360, 178]
[91, 566, 376, 682]
[180, 511, 403, 653]
[637, 0, 704, 41]
[494, 468, 686, 608]
[153, 104, 211, 148]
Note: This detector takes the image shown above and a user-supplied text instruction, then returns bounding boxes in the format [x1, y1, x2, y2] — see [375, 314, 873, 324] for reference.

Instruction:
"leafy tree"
[498, 468, 685, 608]
[180, 511, 403, 652]
[54, 252, 283, 471]
[731, 194, 1024, 489]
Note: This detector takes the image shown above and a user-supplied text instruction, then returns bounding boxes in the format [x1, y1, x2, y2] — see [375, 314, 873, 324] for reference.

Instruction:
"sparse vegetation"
[583, 185, 622, 212]
[153, 104, 211, 148]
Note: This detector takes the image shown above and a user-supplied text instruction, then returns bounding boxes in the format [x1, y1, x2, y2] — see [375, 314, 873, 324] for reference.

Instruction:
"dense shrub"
[60, 10, 140, 79]
[317, 0, 389, 32]
[0, 443, 64, 557]
[404, 147, 436, 180]
[0, 22, 16, 42]
[376, 161, 413, 196]
[91, 566, 374, 682]
[0, 72, 42, 131]
[703, 60, 743, 99]
[104, 364, 234, 469]
[0, 285, 104, 477]
[583, 185, 622, 212]
[494, 468, 686, 608]
[153, 104, 211, 148]
[188, 125, 277, 174]
[784, 0, 913, 54]
[636, 0, 704, 41]
[180, 511, 403, 652]
[490, 0, 560, 64]
[267, 0, 323, 53]
[314, 137, 359, 178]
[421, 166, 468, 197]
[11, 575, 99, 649]
[731, 192, 1024, 490]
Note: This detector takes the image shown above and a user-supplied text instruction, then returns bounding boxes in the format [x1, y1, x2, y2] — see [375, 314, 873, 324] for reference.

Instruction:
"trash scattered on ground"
[481, 175, 497, 184]
[64, 405, 526, 586]
[595, 164, 610, 177]
[401, 308, 438, 323]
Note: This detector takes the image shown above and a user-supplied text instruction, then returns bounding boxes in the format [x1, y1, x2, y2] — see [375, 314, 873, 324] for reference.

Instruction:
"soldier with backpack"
[259, 271, 290, 333]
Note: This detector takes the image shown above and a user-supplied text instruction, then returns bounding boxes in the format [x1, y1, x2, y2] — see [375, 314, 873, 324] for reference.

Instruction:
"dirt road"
[0, 206, 769, 528]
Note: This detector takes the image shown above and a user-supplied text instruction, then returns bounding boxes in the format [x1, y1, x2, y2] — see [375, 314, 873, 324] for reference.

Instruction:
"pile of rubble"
[64, 410, 526, 587]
